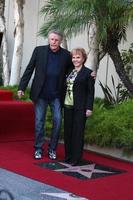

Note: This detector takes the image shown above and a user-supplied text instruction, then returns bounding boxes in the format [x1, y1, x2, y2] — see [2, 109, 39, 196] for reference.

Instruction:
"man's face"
[48, 33, 62, 52]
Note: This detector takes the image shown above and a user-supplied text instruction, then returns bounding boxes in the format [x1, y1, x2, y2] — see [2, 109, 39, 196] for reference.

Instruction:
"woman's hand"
[86, 109, 92, 117]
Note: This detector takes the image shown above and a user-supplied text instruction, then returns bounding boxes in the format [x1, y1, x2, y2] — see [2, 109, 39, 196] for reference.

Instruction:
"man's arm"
[18, 47, 37, 97]
[91, 70, 97, 79]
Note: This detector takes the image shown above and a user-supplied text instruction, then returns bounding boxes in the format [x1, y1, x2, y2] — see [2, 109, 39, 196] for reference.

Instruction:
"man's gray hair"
[48, 30, 64, 40]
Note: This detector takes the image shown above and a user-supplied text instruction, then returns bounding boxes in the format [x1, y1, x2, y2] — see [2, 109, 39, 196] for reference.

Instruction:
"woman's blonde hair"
[71, 48, 87, 64]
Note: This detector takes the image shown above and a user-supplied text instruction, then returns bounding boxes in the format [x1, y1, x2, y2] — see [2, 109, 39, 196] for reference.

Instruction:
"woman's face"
[72, 52, 84, 68]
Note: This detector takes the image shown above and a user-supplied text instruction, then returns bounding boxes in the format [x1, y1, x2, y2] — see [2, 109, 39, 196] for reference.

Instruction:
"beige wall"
[5, 0, 133, 98]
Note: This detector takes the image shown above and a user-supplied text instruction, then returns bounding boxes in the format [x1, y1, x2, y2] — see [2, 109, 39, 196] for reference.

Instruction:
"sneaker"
[34, 150, 43, 159]
[48, 150, 57, 160]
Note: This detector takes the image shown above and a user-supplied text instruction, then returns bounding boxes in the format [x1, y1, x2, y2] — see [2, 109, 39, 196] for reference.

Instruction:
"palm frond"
[39, 0, 133, 43]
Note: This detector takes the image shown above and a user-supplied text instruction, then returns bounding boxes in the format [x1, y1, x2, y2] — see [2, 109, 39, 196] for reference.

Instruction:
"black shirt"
[40, 47, 62, 100]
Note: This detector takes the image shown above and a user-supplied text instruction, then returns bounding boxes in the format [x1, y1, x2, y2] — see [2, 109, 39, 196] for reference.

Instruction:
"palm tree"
[39, 0, 133, 95]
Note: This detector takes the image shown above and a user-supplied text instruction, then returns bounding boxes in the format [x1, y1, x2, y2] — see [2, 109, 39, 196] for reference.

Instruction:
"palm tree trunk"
[62, 35, 68, 50]
[0, 0, 9, 86]
[108, 45, 133, 95]
[2, 32, 9, 85]
[87, 23, 99, 71]
[9, 0, 25, 85]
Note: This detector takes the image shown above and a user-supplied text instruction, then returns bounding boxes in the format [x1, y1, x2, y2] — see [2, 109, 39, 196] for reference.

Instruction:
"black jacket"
[65, 66, 95, 110]
[18, 45, 72, 103]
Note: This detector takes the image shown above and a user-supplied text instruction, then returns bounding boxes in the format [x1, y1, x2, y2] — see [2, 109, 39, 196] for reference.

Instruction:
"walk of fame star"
[41, 192, 88, 199]
[36, 160, 126, 180]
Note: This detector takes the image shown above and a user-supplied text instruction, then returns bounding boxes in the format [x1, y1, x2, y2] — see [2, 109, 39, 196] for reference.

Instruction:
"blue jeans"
[34, 98, 61, 151]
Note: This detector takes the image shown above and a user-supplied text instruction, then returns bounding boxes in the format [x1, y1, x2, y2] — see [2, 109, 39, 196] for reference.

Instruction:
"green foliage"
[121, 43, 133, 83]
[99, 44, 133, 105]
[39, 0, 133, 43]
[99, 76, 131, 106]
[122, 43, 133, 65]
[85, 99, 133, 152]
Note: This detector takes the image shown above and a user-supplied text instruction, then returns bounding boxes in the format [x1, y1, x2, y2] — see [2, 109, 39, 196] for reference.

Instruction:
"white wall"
[5, 0, 133, 98]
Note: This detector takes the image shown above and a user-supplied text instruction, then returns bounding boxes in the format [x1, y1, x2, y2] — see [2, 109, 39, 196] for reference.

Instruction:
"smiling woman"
[64, 47, 95, 166]
[71, 48, 87, 69]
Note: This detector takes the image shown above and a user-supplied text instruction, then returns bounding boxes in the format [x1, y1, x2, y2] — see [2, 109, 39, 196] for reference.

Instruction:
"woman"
[64, 48, 95, 166]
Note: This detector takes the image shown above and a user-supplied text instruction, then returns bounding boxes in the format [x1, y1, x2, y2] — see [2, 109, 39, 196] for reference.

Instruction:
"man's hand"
[86, 109, 92, 117]
[17, 90, 24, 99]
[91, 71, 96, 79]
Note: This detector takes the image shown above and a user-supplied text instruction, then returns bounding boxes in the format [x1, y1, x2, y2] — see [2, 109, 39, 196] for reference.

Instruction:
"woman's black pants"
[64, 107, 86, 163]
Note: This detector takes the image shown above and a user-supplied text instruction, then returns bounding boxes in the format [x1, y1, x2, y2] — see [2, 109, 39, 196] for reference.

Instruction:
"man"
[18, 30, 72, 160]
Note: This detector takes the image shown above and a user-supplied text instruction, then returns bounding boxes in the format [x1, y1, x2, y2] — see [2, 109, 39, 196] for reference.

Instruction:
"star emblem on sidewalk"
[41, 192, 88, 199]
[55, 162, 114, 179]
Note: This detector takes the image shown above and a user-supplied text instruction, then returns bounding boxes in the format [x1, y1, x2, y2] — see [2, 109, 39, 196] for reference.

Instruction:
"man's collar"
[48, 45, 61, 54]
